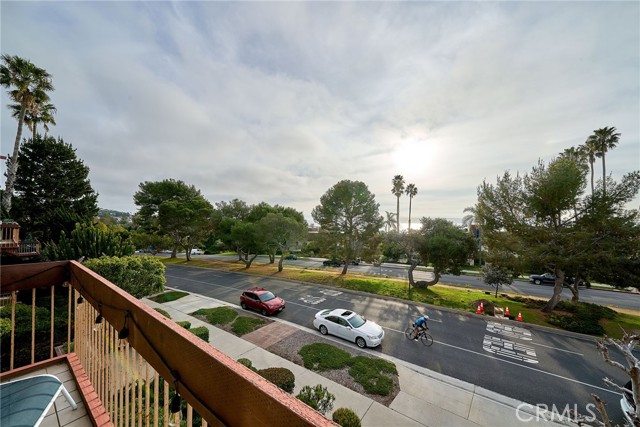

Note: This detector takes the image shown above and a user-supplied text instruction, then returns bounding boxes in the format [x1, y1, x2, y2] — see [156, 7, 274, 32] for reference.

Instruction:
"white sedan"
[313, 308, 384, 348]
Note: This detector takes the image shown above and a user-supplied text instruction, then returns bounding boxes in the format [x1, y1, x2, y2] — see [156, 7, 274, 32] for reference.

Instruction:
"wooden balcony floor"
[9, 361, 92, 427]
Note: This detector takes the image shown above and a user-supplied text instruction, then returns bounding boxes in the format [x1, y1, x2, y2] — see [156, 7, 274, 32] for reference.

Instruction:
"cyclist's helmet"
[424, 315, 429, 320]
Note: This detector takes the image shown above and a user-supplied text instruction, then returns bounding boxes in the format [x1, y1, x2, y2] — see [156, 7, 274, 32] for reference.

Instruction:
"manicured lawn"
[148, 290, 189, 303]
[192, 306, 238, 325]
[191, 306, 267, 336]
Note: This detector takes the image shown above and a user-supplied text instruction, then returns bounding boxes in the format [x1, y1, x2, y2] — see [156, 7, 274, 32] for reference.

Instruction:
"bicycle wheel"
[404, 327, 416, 340]
[420, 333, 433, 347]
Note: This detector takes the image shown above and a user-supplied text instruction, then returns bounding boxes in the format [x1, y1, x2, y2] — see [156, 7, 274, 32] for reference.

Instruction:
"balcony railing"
[0, 261, 336, 427]
[0, 221, 40, 257]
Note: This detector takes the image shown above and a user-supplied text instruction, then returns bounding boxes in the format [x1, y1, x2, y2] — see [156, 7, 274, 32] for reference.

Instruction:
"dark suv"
[240, 287, 285, 316]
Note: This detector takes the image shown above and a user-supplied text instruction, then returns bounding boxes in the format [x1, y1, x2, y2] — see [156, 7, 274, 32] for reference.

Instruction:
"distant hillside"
[98, 209, 133, 224]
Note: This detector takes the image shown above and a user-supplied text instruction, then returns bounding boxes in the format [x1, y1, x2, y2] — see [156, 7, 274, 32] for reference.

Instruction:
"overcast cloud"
[2, 1, 638, 226]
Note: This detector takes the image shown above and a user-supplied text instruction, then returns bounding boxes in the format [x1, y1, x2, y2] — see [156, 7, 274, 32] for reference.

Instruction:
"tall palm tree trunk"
[602, 155, 607, 196]
[589, 161, 595, 195]
[408, 197, 413, 230]
[2, 102, 27, 214]
[396, 197, 400, 232]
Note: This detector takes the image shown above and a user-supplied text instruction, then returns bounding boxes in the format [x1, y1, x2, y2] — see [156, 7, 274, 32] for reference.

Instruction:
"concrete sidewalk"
[143, 292, 576, 427]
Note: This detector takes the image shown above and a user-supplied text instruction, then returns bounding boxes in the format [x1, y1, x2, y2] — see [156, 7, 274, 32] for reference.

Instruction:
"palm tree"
[590, 126, 620, 196]
[579, 137, 599, 195]
[461, 206, 477, 228]
[1, 54, 54, 214]
[383, 211, 396, 232]
[391, 175, 405, 232]
[10, 98, 57, 137]
[405, 183, 418, 230]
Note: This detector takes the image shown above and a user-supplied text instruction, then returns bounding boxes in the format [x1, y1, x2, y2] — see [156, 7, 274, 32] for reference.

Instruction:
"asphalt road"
[186, 254, 640, 312]
[163, 263, 631, 424]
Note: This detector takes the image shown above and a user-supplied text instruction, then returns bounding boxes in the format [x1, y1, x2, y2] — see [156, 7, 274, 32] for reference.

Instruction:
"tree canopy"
[1, 54, 55, 215]
[11, 135, 98, 242]
[312, 179, 383, 274]
[406, 218, 477, 287]
[476, 152, 640, 311]
[133, 179, 215, 259]
[257, 212, 307, 271]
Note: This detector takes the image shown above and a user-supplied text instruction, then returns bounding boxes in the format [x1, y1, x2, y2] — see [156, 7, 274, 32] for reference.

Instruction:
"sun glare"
[392, 137, 438, 173]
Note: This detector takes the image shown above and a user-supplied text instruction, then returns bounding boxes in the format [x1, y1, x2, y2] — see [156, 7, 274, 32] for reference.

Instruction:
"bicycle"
[404, 322, 434, 346]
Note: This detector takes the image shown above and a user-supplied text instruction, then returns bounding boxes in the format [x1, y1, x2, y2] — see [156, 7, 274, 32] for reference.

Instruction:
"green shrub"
[296, 384, 335, 415]
[547, 301, 615, 336]
[192, 307, 237, 325]
[237, 358, 257, 372]
[175, 321, 191, 329]
[231, 316, 266, 335]
[332, 408, 361, 427]
[347, 356, 397, 396]
[42, 222, 135, 261]
[83, 256, 165, 298]
[154, 308, 171, 318]
[189, 326, 210, 342]
[298, 343, 351, 371]
[0, 317, 12, 338]
[547, 314, 605, 335]
[258, 367, 295, 393]
[0, 303, 58, 335]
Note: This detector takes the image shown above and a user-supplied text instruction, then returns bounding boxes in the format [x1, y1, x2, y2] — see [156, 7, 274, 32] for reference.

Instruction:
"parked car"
[312, 308, 384, 348]
[529, 273, 556, 285]
[285, 253, 298, 260]
[528, 273, 585, 287]
[350, 259, 361, 265]
[190, 248, 203, 255]
[240, 287, 286, 316]
[621, 380, 635, 426]
[322, 258, 342, 267]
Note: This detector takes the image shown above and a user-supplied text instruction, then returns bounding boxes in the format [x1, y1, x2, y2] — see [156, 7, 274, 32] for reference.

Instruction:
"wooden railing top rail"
[0, 261, 336, 427]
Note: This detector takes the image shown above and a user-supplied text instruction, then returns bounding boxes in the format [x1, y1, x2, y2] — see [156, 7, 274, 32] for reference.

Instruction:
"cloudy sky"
[2, 1, 639, 226]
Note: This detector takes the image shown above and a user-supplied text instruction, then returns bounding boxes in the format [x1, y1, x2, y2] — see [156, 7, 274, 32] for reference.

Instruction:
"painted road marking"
[319, 290, 343, 296]
[300, 296, 326, 304]
[483, 335, 538, 364]
[486, 321, 532, 341]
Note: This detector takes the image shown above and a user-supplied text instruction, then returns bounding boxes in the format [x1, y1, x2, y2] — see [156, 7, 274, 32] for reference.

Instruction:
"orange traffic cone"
[516, 312, 523, 322]
[505, 306, 510, 316]
[480, 302, 484, 312]
[476, 304, 482, 314]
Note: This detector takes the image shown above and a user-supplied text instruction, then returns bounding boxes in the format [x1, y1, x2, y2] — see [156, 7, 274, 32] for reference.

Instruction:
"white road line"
[527, 341, 584, 355]
[386, 328, 616, 395]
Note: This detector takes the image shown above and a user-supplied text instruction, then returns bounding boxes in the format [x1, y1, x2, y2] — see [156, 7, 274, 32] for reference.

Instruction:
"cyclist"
[412, 314, 429, 340]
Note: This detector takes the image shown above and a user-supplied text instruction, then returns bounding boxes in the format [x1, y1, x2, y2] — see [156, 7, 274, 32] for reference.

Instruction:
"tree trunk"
[2, 102, 27, 214]
[341, 262, 348, 275]
[542, 268, 565, 312]
[590, 161, 595, 195]
[567, 284, 579, 303]
[602, 155, 607, 196]
[268, 253, 275, 264]
[396, 197, 400, 232]
[408, 197, 412, 231]
[278, 256, 284, 272]
[408, 263, 439, 288]
[240, 251, 258, 268]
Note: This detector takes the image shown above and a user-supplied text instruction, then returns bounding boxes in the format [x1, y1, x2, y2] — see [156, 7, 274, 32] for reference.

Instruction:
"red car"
[240, 287, 286, 316]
